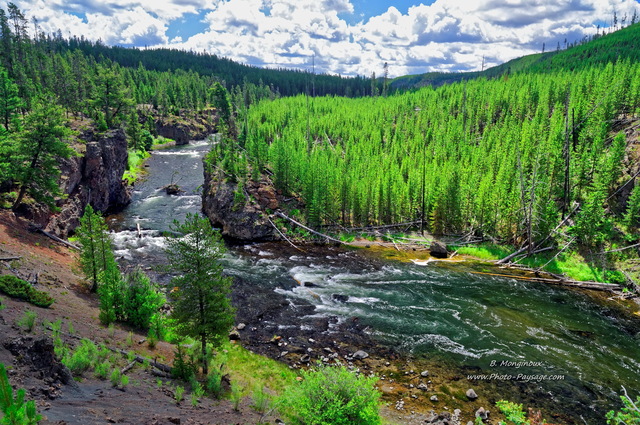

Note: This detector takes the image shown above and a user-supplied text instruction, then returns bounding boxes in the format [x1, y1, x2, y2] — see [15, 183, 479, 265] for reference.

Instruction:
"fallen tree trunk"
[114, 348, 172, 374]
[274, 212, 345, 245]
[496, 246, 529, 265]
[0, 256, 21, 261]
[37, 229, 80, 250]
[267, 217, 304, 252]
[469, 270, 621, 292]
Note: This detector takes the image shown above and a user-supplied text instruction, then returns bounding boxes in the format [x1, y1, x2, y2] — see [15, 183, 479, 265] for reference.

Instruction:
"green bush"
[122, 269, 164, 330]
[63, 339, 98, 375]
[607, 390, 640, 425]
[110, 369, 121, 387]
[496, 400, 529, 425]
[206, 368, 223, 398]
[94, 361, 111, 380]
[0, 363, 42, 425]
[0, 275, 54, 308]
[172, 344, 197, 381]
[16, 311, 37, 332]
[279, 363, 381, 425]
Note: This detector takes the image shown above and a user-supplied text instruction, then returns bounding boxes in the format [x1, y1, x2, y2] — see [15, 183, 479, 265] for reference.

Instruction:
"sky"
[6, 0, 640, 78]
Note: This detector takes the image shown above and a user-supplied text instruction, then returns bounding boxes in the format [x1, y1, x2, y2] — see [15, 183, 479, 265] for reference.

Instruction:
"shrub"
[175, 385, 185, 404]
[122, 269, 164, 330]
[606, 390, 640, 425]
[0, 275, 54, 307]
[16, 310, 37, 332]
[172, 344, 197, 381]
[206, 368, 223, 399]
[110, 369, 121, 387]
[496, 400, 530, 425]
[0, 363, 42, 425]
[94, 361, 111, 380]
[279, 363, 381, 425]
[63, 339, 98, 375]
[230, 382, 243, 412]
[251, 385, 272, 415]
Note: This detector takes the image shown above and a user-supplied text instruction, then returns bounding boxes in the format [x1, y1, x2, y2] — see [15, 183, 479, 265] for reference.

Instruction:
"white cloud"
[5, 0, 640, 77]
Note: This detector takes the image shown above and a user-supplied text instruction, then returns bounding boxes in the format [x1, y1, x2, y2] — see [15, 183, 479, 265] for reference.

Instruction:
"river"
[109, 139, 640, 423]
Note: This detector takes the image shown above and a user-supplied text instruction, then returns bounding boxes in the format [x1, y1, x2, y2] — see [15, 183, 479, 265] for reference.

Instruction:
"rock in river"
[429, 240, 449, 258]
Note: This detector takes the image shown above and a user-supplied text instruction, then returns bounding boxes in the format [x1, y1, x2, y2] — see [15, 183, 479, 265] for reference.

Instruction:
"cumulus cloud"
[5, 0, 640, 77]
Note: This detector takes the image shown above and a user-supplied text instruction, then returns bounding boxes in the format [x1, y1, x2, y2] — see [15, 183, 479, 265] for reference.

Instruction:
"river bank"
[220, 240, 640, 425]
[109, 138, 640, 425]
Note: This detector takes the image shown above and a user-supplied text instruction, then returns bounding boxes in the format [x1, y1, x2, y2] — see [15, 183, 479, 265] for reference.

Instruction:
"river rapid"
[109, 139, 640, 424]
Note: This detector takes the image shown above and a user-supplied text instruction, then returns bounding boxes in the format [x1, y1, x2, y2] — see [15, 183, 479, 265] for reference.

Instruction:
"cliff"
[201, 168, 280, 241]
[153, 109, 218, 145]
[43, 128, 131, 237]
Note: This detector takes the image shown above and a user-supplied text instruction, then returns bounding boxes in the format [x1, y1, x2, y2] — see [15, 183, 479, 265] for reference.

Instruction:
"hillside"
[391, 22, 640, 91]
[47, 38, 370, 98]
[205, 29, 640, 286]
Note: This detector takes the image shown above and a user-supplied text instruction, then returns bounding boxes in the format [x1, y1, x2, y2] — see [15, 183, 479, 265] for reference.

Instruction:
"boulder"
[421, 370, 429, 377]
[475, 407, 489, 420]
[466, 388, 478, 400]
[430, 240, 449, 258]
[331, 294, 349, 303]
[352, 350, 369, 360]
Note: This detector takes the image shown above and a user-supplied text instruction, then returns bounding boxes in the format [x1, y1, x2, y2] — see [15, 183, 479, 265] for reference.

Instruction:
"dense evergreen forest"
[213, 24, 640, 258]
[0, 3, 370, 211]
[55, 40, 371, 98]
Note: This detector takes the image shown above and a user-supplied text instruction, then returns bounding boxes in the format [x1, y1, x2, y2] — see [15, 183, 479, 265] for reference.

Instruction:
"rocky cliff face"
[202, 168, 280, 241]
[44, 129, 131, 237]
[154, 110, 218, 145]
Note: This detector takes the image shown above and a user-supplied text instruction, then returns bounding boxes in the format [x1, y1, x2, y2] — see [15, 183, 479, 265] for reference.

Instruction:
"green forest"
[208, 25, 640, 274]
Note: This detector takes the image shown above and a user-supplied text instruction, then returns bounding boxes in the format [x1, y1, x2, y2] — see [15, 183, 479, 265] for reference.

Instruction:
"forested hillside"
[55, 40, 371, 98]
[216, 58, 640, 256]
[391, 21, 640, 91]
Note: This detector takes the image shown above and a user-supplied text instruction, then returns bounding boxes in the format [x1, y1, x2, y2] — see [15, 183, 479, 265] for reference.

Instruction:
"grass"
[217, 341, 296, 394]
[456, 243, 624, 283]
[453, 243, 513, 260]
[517, 251, 617, 282]
[122, 149, 150, 184]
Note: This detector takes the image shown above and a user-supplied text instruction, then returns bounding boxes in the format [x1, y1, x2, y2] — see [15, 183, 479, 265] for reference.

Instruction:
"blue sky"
[7, 0, 640, 77]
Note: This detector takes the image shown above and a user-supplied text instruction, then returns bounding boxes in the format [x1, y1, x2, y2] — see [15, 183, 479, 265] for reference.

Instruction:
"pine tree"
[625, 182, 640, 228]
[75, 204, 117, 293]
[11, 95, 74, 210]
[163, 213, 235, 375]
[0, 66, 21, 131]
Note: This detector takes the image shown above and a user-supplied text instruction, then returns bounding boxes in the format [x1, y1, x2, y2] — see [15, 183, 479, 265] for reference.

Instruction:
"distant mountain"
[391, 22, 640, 91]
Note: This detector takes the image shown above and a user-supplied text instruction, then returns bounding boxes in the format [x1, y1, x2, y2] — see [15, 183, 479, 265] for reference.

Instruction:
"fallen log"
[151, 369, 172, 379]
[496, 246, 528, 265]
[114, 348, 172, 374]
[121, 361, 137, 375]
[274, 212, 344, 245]
[37, 229, 80, 250]
[267, 217, 304, 252]
[0, 256, 21, 261]
[469, 270, 622, 292]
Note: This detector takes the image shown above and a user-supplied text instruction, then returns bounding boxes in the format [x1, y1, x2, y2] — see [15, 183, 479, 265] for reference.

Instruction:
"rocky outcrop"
[44, 129, 131, 237]
[201, 168, 279, 241]
[429, 240, 449, 258]
[154, 110, 218, 145]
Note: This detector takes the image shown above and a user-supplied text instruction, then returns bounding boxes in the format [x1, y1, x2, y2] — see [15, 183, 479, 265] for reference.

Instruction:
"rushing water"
[110, 140, 640, 423]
